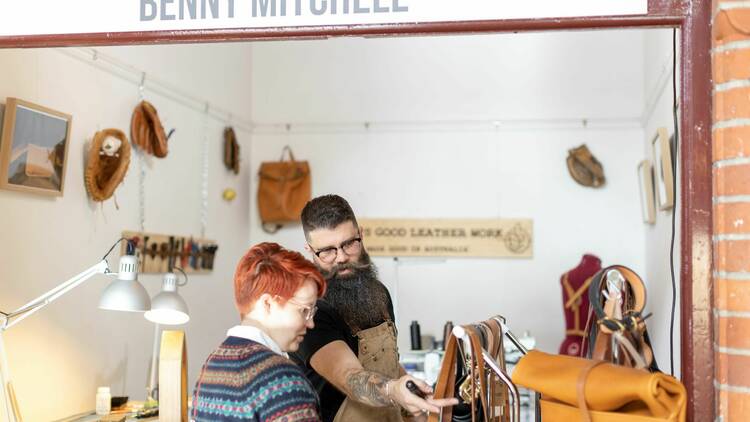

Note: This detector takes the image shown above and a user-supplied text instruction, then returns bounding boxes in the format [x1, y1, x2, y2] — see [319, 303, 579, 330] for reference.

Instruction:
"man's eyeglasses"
[285, 298, 318, 321]
[309, 236, 362, 264]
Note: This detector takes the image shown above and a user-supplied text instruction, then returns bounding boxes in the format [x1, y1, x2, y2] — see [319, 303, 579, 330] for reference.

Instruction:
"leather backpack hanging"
[512, 350, 686, 422]
[131, 100, 169, 158]
[257, 146, 310, 233]
[567, 144, 605, 188]
[584, 265, 659, 372]
[84, 128, 131, 202]
[223, 127, 240, 175]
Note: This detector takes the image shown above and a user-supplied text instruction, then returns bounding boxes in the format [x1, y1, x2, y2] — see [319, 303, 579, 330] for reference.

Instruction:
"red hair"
[234, 242, 326, 317]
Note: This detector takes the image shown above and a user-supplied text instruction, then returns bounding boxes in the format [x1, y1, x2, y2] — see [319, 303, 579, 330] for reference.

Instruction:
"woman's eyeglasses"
[285, 298, 318, 321]
[309, 236, 362, 264]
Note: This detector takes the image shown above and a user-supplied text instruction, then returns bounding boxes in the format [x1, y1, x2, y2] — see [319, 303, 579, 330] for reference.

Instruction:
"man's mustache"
[325, 260, 370, 278]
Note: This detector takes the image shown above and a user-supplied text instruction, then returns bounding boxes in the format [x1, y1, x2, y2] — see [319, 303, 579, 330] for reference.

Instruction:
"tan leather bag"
[257, 146, 310, 233]
[512, 351, 686, 422]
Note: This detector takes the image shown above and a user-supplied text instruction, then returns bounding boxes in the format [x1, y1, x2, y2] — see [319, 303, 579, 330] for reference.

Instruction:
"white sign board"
[0, 0, 647, 37]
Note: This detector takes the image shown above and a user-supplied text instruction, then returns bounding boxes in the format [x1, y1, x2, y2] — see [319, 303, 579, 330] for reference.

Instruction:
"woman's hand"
[387, 375, 457, 417]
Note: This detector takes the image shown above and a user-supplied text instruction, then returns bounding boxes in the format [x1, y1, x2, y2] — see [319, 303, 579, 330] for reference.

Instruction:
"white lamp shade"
[98, 279, 152, 311]
[98, 255, 151, 312]
[144, 273, 190, 325]
[145, 292, 190, 325]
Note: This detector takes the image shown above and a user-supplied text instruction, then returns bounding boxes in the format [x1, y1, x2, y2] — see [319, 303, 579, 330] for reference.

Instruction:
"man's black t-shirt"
[290, 294, 395, 422]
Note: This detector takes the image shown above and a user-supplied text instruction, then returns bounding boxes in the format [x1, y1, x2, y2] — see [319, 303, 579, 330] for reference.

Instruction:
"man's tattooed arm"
[344, 369, 395, 407]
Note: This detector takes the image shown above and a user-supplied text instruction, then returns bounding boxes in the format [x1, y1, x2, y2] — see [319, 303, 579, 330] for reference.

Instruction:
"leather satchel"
[257, 146, 311, 233]
[512, 350, 686, 422]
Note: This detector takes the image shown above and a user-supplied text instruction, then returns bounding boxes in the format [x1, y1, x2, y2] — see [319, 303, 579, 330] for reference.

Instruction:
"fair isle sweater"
[192, 336, 321, 422]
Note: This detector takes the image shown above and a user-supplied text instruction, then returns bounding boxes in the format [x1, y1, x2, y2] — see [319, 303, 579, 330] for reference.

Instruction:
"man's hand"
[387, 375, 458, 416]
[310, 341, 457, 414]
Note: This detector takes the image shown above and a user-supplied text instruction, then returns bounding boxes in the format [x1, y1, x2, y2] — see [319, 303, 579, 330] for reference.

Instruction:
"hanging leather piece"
[566, 144, 605, 188]
[223, 127, 240, 174]
[84, 128, 131, 202]
[131, 100, 169, 158]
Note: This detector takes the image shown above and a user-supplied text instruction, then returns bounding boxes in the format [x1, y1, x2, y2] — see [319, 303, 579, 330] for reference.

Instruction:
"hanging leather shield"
[566, 144, 605, 188]
[84, 128, 131, 202]
[131, 100, 169, 158]
[224, 127, 240, 174]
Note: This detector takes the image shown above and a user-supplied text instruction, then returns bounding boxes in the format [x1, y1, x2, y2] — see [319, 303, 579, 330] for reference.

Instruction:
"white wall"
[248, 30, 652, 354]
[0, 44, 253, 421]
[642, 29, 682, 377]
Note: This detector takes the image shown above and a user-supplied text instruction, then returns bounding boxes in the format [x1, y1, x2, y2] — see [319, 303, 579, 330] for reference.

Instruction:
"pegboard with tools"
[121, 231, 219, 274]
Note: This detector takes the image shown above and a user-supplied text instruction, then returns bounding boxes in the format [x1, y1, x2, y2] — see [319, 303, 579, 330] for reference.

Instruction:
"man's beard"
[320, 250, 391, 333]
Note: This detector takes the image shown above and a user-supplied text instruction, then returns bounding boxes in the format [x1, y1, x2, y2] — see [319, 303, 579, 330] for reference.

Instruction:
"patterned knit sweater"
[192, 336, 321, 421]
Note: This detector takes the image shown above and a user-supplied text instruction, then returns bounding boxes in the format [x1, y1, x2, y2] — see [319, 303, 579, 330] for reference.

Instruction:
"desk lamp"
[144, 269, 190, 402]
[0, 239, 150, 422]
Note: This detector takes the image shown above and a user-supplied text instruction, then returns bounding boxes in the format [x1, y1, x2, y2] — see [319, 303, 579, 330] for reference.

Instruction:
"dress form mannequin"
[559, 253, 602, 356]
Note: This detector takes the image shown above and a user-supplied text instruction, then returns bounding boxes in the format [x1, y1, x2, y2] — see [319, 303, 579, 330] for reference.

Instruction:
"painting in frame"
[638, 159, 656, 224]
[651, 127, 674, 210]
[0, 97, 72, 196]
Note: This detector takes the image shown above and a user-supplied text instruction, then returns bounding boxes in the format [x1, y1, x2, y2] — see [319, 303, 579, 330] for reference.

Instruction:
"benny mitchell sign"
[0, 0, 646, 37]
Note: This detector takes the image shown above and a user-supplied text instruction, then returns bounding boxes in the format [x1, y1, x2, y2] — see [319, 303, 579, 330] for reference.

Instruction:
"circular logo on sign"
[503, 224, 531, 254]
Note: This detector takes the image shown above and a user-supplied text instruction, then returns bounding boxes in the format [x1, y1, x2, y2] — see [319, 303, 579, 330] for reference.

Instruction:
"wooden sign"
[121, 231, 218, 274]
[159, 330, 188, 422]
[359, 218, 533, 258]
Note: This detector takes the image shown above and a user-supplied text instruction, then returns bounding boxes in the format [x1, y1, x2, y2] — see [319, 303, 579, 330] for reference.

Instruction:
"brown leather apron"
[333, 321, 403, 422]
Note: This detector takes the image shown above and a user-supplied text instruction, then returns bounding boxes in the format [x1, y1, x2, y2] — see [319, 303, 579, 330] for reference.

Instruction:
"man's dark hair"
[301, 194, 358, 239]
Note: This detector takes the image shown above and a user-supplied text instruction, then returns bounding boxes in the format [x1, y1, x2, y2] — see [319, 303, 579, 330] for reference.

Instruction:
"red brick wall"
[713, 2, 750, 420]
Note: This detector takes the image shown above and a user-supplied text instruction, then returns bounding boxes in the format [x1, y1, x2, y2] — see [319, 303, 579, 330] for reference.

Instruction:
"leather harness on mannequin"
[559, 254, 602, 356]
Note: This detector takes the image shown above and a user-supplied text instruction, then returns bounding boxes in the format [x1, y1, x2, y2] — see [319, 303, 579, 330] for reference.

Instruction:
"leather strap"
[279, 145, 296, 162]
[465, 326, 490, 422]
[588, 265, 647, 326]
[483, 319, 509, 422]
[563, 275, 594, 334]
[563, 275, 594, 309]
[576, 360, 606, 422]
[429, 334, 459, 422]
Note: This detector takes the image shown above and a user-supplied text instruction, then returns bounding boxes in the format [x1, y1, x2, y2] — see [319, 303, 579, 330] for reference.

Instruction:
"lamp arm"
[3, 260, 111, 331]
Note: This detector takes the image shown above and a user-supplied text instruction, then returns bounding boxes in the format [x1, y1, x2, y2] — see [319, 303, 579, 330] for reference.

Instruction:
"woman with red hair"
[193, 242, 326, 421]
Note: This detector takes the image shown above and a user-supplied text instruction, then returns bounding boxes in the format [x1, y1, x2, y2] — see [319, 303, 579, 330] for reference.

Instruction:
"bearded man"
[291, 195, 455, 422]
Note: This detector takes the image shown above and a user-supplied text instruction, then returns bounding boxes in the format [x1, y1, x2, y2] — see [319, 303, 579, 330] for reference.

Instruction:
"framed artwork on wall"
[651, 127, 674, 210]
[0, 97, 72, 196]
[638, 160, 656, 224]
